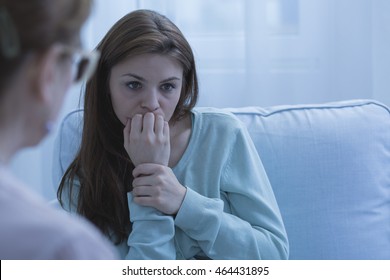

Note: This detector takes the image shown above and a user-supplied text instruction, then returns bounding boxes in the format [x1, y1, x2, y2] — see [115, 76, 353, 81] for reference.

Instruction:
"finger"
[123, 118, 131, 144]
[132, 195, 157, 208]
[133, 163, 162, 178]
[154, 114, 164, 136]
[163, 120, 169, 138]
[130, 114, 142, 139]
[132, 175, 155, 187]
[142, 112, 155, 135]
[132, 185, 155, 197]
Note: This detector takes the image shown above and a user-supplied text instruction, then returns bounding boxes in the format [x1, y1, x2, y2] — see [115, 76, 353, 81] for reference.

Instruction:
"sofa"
[52, 99, 390, 259]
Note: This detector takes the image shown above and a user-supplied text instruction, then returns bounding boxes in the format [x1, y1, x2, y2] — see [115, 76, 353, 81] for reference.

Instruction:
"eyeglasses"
[62, 46, 100, 84]
[71, 49, 100, 84]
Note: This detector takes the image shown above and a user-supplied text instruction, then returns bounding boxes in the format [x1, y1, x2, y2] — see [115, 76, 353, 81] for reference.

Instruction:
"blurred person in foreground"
[0, 0, 117, 259]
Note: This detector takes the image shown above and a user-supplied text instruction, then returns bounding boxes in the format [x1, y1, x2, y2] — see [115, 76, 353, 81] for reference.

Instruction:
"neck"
[0, 76, 42, 164]
[0, 129, 21, 165]
[170, 114, 191, 137]
[168, 114, 192, 167]
[0, 115, 27, 165]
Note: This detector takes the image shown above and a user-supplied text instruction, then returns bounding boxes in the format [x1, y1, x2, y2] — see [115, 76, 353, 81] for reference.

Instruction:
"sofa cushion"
[228, 99, 390, 259]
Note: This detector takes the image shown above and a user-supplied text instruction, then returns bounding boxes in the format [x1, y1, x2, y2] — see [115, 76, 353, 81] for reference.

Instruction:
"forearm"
[174, 188, 288, 260]
[125, 193, 176, 260]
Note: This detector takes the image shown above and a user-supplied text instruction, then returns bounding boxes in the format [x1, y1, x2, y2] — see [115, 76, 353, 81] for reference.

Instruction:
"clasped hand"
[123, 112, 185, 215]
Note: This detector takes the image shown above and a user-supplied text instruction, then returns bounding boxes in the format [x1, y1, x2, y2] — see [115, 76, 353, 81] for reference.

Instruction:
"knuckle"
[154, 196, 163, 206]
[155, 136, 165, 145]
[155, 166, 165, 175]
[155, 185, 163, 195]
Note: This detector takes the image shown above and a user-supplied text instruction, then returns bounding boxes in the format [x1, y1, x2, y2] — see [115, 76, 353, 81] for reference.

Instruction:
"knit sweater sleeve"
[174, 122, 289, 260]
[125, 193, 176, 259]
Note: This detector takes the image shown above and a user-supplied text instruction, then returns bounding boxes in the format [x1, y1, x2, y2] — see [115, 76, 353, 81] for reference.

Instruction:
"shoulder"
[192, 107, 244, 132]
[0, 170, 116, 259]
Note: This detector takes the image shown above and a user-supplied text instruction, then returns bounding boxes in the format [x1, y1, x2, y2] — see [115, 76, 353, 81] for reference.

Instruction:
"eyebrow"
[122, 73, 181, 83]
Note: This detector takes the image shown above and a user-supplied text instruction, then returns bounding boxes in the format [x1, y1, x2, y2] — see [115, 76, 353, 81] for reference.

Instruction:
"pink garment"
[0, 166, 117, 260]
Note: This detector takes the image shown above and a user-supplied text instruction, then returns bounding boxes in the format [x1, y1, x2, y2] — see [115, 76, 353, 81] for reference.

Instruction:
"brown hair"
[58, 9, 199, 243]
[0, 0, 93, 92]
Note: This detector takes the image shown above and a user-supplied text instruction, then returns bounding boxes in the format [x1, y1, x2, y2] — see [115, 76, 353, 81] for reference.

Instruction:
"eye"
[160, 83, 176, 92]
[126, 81, 142, 90]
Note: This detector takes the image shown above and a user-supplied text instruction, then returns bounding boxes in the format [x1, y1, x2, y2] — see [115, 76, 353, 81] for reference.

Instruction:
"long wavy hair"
[58, 9, 199, 244]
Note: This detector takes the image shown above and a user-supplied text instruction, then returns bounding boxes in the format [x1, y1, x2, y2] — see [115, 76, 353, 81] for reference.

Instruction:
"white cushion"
[229, 99, 390, 259]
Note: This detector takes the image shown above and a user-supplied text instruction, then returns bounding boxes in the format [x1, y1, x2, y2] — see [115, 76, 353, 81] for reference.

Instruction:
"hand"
[132, 163, 187, 215]
[124, 112, 170, 166]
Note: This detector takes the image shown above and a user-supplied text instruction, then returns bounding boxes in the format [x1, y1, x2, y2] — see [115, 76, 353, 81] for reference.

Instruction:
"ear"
[29, 45, 64, 104]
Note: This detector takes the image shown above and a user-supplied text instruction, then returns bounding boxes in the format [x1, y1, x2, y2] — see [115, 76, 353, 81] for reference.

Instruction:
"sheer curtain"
[10, 0, 390, 198]
[83, 0, 390, 107]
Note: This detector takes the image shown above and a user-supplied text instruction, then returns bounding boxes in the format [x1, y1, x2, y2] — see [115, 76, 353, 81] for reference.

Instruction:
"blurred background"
[10, 0, 390, 200]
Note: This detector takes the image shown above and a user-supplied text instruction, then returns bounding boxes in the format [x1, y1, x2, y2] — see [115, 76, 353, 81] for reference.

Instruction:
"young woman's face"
[109, 53, 183, 125]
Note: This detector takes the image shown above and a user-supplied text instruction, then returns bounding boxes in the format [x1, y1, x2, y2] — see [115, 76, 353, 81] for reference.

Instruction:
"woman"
[58, 9, 288, 260]
[0, 0, 117, 259]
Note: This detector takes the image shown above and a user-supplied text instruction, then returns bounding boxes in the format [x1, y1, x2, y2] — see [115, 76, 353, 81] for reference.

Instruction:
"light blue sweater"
[120, 108, 289, 259]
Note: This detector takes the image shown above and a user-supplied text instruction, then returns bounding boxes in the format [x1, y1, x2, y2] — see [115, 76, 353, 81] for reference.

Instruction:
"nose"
[141, 90, 160, 112]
